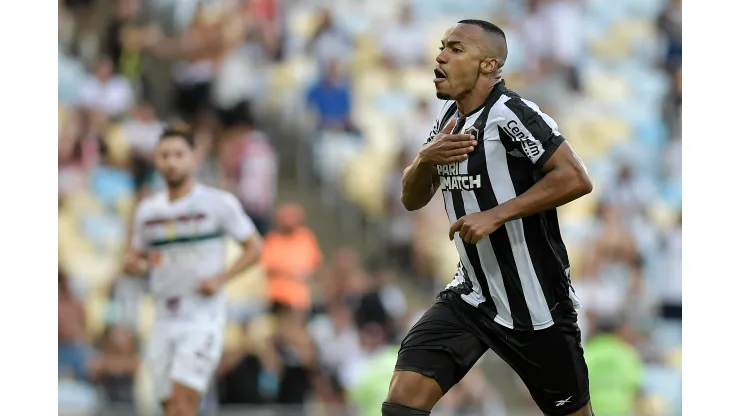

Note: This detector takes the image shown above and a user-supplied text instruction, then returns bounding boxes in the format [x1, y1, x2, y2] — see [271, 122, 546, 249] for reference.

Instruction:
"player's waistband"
[153, 295, 226, 323]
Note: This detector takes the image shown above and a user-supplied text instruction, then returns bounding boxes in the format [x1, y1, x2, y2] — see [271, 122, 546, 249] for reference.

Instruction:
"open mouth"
[433, 68, 447, 83]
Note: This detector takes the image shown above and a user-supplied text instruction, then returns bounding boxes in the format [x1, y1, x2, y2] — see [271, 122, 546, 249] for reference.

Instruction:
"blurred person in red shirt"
[262, 203, 323, 314]
[218, 101, 278, 235]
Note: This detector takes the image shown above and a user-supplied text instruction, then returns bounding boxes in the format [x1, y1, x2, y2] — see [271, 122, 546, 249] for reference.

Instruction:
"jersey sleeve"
[220, 192, 258, 242]
[130, 203, 147, 252]
[497, 97, 566, 168]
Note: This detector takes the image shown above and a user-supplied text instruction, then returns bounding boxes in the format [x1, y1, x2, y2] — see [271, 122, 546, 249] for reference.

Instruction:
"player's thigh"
[145, 325, 175, 401]
[171, 325, 224, 397]
[487, 305, 590, 416]
[390, 292, 487, 408]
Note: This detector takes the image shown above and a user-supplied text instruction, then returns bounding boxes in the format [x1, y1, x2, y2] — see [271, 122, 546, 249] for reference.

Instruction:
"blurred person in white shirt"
[576, 203, 646, 339]
[307, 9, 355, 70]
[658, 214, 681, 321]
[122, 101, 164, 193]
[307, 302, 363, 387]
[124, 127, 263, 416]
[378, 4, 426, 68]
[217, 102, 278, 235]
[374, 268, 408, 326]
[520, 0, 584, 91]
[399, 99, 437, 161]
[78, 56, 134, 118]
[146, 2, 244, 125]
[383, 151, 417, 274]
[603, 164, 651, 222]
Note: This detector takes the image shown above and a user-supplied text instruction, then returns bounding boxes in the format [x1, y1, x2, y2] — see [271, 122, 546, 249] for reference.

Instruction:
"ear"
[480, 58, 497, 76]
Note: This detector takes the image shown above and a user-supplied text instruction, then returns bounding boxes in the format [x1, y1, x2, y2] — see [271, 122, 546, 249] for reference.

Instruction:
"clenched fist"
[449, 210, 502, 244]
[419, 118, 477, 165]
[198, 276, 225, 296]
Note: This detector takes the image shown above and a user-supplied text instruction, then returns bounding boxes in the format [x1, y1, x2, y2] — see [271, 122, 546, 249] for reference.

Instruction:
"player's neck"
[456, 80, 500, 117]
[167, 179, 196, 202]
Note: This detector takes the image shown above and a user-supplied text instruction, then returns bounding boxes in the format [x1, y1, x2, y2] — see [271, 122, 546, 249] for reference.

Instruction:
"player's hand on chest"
[420, 118, 478, 166]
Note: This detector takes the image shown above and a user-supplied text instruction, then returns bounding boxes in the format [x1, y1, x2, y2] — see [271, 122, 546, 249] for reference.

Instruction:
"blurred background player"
[124, 127, 262, 416]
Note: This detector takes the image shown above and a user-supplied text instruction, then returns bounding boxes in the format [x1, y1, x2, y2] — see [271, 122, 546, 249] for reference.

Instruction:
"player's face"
[155, 137, 196, 188]
[434, 25, 487, 100]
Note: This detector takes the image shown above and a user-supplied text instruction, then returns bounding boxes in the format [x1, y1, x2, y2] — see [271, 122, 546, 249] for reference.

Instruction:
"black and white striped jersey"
[423, 80, 582, 331]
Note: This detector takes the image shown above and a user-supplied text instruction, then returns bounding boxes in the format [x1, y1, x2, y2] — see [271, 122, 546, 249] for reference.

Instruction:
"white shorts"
[145, 321, 224, 401]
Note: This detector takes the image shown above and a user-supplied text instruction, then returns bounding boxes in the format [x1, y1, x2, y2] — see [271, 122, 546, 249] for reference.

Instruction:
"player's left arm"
[450, 100, 592, 243]
[491, 141, 592, 224]
[216, 193, 263, 285]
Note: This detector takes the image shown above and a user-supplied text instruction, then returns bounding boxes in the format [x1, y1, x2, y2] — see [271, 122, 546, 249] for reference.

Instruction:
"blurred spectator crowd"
[58, 0, 681, 415]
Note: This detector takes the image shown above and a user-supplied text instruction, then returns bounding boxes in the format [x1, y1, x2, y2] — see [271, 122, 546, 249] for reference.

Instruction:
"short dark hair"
[159, 126, 195, 149]
[458, 19, 508, 65]
[458, 19, 506, 40]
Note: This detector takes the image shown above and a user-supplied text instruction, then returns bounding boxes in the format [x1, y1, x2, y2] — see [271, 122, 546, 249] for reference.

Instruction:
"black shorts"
[396, 290, 590, 416]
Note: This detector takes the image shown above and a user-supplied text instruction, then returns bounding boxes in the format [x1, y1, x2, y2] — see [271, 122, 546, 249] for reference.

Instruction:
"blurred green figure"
[347, 323, 399, 416]
[584, 317, 645, 416]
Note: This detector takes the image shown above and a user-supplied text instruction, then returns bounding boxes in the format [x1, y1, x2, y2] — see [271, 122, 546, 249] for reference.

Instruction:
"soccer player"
[124, 127, 263, 416]
[383, 20, 595, 416]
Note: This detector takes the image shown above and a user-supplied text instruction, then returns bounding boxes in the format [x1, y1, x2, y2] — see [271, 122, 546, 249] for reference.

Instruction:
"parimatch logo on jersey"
[437, 163, 482, 191]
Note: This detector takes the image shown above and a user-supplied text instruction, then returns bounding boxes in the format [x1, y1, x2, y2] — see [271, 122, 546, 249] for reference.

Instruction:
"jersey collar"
[457, 79, 507, 119]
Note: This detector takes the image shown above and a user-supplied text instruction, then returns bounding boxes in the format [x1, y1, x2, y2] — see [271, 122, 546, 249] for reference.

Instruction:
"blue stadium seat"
[624, 0, 668, 19]
[652, 320, 682, 350]
[58, 48, 86, 105]
[643, 364, 682, 414]
[90, 167, 135, 210]
[660, 180, 682, 210]
[373, 90, 416, 115]
[58, 379, 99, 415]
[81, 213, 125, 249]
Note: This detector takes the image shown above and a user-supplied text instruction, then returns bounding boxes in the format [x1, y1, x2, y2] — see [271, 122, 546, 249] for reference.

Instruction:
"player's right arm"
[400, 118, 477, 211]
[123, 202, 149, 276]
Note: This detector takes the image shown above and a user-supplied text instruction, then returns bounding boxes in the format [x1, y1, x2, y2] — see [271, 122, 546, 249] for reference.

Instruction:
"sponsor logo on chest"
[437, 162, 482, 191]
